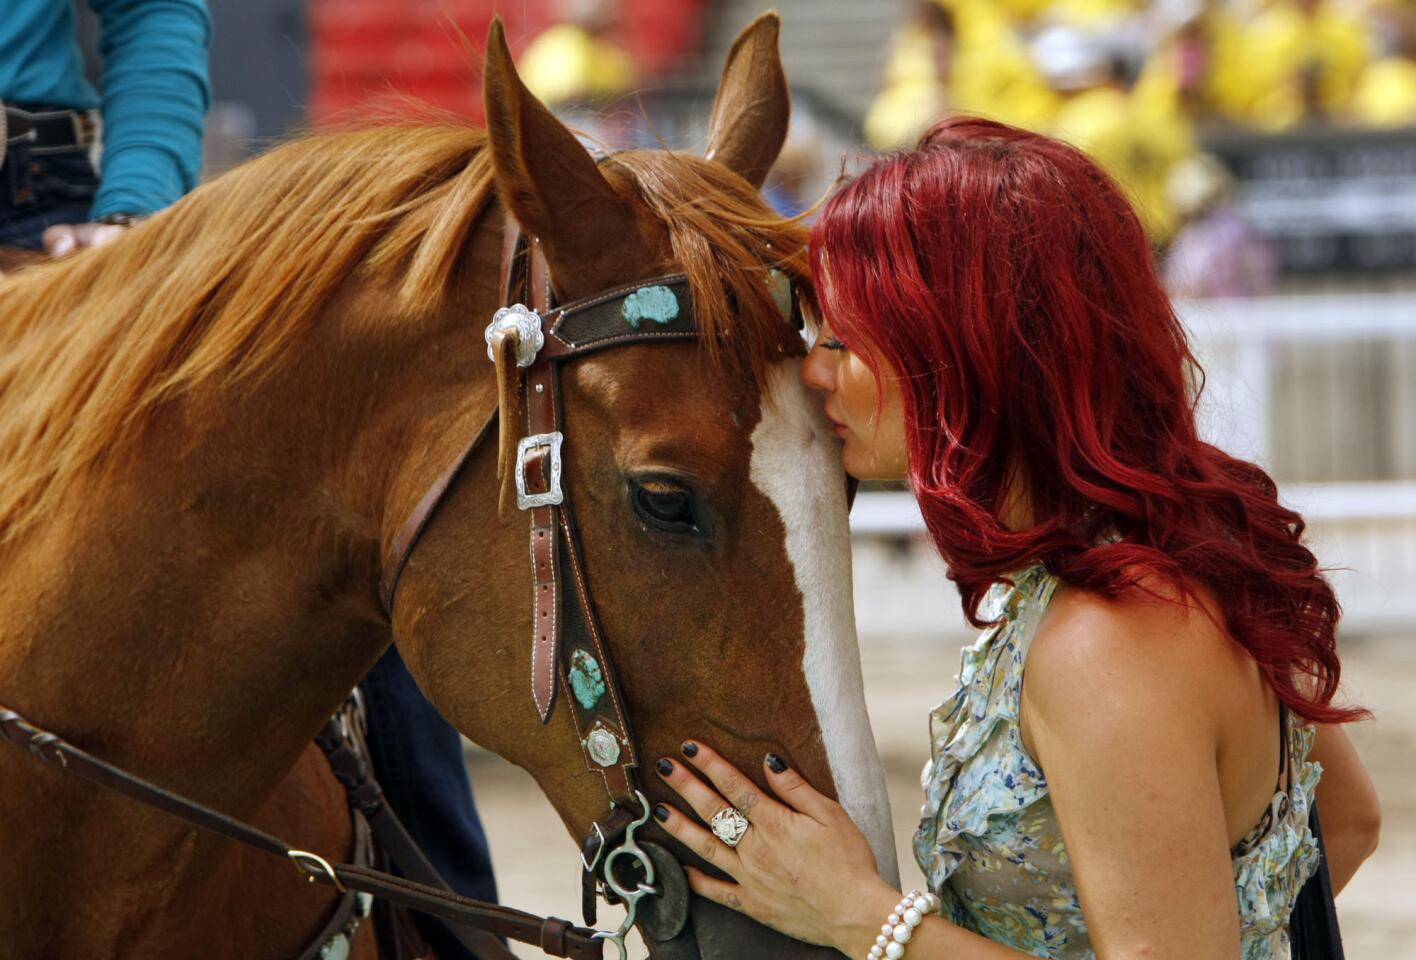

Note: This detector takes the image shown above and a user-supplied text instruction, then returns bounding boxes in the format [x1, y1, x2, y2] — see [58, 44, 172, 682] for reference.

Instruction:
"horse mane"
[0, 124, 809, 542]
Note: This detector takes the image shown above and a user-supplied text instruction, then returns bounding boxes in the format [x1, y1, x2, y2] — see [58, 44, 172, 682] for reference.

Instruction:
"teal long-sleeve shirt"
[1, 0, 211, 218]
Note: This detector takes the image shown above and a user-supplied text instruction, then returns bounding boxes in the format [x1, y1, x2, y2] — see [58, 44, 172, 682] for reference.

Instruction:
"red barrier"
[311, 0, 708, 126]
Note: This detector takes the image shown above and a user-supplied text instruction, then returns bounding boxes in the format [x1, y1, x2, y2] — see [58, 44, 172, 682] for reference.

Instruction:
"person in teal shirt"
[0, 0, 210, 254]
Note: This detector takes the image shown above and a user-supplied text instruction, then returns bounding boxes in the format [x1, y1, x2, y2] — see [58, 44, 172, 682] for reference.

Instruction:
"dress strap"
[1231, 700, 1295, 858]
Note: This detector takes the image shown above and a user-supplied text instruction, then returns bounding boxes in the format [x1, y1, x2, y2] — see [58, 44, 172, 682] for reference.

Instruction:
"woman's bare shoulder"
[1024, 571, 1247, 732]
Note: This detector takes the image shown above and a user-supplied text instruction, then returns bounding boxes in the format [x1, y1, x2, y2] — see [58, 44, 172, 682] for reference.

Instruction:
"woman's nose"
[800, 344, 835, 394]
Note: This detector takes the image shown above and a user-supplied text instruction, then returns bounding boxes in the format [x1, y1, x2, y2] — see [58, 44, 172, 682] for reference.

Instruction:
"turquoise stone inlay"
[569, 648, 607, 710]
[622, 285, 679, 329]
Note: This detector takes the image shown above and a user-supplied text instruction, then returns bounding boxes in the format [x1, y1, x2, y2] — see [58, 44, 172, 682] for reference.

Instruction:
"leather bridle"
[0, 212, 803, 960]
[380, 218, 740, 955]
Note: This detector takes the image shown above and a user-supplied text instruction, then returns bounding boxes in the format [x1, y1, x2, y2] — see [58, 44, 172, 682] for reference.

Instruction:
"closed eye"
[819, 337, 847, 352]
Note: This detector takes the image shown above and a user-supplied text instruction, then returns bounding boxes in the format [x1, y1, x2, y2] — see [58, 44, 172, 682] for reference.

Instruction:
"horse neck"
[0, 209, 504, 870]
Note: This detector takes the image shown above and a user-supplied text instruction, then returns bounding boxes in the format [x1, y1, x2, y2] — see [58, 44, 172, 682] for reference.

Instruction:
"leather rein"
[0, 215, 754, 960]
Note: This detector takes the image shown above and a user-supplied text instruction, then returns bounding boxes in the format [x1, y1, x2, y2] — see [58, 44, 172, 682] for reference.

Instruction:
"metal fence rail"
[850, 293, 1416, 639]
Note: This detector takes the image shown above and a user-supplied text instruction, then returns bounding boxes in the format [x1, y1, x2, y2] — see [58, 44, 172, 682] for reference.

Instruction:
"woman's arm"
[1015, 587, 1248, 959]
[87, 0, 212, 219]
[1308, 723, 1380, 893]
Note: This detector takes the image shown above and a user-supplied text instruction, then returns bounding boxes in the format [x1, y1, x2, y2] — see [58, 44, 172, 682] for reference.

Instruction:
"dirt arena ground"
[466, 634, 1416, 958]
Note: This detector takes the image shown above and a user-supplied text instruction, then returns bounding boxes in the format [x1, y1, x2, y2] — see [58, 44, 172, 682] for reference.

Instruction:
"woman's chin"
[841, 446, 906, 483]
[840, 446, 877, 482]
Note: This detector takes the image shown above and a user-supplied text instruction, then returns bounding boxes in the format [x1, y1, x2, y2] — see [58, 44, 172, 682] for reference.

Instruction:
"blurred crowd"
[870, 0, 1416, 147]
[502, 0, 1416, 296]
[866, 0, 1416, 262]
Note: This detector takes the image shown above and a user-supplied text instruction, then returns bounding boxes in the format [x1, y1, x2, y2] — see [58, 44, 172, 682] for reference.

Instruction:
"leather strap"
[509, 232, 643, 804]
[296, 798, 374, 960]
[555, 503, 639, 804]
[315, 696, 512, 960]
[0, 705, 602, 960]
[526, 364, 563, 723]
[379, 412, 497, 613]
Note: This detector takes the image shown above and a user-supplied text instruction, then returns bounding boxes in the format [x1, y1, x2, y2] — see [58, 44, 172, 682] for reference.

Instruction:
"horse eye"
[631, 481, 698, 535]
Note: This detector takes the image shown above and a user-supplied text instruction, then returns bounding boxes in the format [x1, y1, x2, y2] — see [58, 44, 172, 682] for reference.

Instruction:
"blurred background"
[84, 0, 1415, 953]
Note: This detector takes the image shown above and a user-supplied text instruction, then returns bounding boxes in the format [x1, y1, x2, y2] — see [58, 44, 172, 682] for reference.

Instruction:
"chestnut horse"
[0, 15, 895, 960]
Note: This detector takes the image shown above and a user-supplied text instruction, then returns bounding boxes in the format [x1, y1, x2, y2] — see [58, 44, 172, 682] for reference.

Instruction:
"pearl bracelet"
[866, 888, 941, 959]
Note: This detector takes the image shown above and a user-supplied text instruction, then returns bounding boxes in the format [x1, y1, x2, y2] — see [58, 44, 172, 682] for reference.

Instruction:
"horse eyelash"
[819, 338, 847, 352]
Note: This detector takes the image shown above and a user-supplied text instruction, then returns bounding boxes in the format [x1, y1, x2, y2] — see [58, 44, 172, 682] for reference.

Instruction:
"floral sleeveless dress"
[912, 565, 1322, 959]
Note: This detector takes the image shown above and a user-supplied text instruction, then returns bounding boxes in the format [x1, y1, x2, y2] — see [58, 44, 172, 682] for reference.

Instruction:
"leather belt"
[2, 103, 99, 155]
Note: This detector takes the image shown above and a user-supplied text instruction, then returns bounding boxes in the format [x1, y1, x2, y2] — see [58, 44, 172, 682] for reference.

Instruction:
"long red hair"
[811, 117, 1362, 723]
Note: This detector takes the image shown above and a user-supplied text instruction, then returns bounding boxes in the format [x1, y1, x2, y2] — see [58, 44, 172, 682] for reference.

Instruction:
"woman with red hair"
[655, 117, 1380, 958]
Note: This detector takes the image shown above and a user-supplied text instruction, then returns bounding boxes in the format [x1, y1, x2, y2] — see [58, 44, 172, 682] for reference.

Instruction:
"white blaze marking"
[749, 360, 899, 884]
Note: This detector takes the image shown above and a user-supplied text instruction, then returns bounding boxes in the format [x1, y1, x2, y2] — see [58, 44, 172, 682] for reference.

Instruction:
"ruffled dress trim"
[913, 566, 1060, 920]
[1233, 719, 1323, 950]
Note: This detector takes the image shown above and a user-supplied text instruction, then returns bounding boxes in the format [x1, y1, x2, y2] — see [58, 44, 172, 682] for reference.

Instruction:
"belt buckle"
[515, 431, 564, 510]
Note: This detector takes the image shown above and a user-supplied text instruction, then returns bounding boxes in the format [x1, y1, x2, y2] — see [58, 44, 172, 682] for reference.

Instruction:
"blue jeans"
[360, 646, 499, 960]
[0, 140, 98, 248]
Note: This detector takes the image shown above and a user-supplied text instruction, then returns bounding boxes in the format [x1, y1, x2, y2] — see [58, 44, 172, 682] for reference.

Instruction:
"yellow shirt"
[1352, 57, 1416, 127]
[1236, 2, 1370, 128]
[1132, 9, 1249, 123]
[519, 24, 636, 106]
[1052, 86, 1196, 243]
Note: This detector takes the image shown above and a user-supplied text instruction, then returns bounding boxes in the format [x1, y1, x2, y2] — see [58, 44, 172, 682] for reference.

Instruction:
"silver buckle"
[515, 432, 564, 510]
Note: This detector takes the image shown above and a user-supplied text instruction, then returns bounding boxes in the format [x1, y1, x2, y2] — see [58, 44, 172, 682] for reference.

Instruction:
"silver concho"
[484, 303, 545, 368]
[585, 723, 622, 768]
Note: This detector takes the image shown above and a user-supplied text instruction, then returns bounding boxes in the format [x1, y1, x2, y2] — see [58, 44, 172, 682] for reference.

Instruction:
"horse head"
[385, 15, 897, 959]
[0, 14, 893, 960]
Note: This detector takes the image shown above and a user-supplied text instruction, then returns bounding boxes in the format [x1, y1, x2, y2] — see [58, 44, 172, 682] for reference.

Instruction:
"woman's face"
[800, 316, 909, 482]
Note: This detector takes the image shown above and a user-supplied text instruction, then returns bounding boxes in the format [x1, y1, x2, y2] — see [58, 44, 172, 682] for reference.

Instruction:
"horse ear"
[704, 13, 791, 189]
[482, 19, 651, 294]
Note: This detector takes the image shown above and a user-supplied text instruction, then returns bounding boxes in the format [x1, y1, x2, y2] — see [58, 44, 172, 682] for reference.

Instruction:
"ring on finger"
[709, 806, 750, 848]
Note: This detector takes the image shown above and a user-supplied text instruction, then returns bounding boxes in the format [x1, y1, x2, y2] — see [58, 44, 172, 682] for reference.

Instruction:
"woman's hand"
[652, 740, 902, 953]
[42, 220, 135, 257]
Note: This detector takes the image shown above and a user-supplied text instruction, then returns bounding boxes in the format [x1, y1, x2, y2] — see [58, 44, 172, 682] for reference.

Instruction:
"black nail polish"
[766, 753, 788, 774]
[681, 741, 699, 758]
[656, 758, 673, 776]
[653, 804, 670, 822]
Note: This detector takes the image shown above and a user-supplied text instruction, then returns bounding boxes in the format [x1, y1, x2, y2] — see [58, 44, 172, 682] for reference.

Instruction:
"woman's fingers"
[761, 753, 836, 822]
[652, 802, 741, 875]
[674, 741, 779, 825]
[41, 222, 129, 258]
[683, 865, 752, 916]
[654, 754, 752, 829]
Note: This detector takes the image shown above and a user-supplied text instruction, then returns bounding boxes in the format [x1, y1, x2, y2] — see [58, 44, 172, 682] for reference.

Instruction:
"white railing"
[849, 293, 1416, 639]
